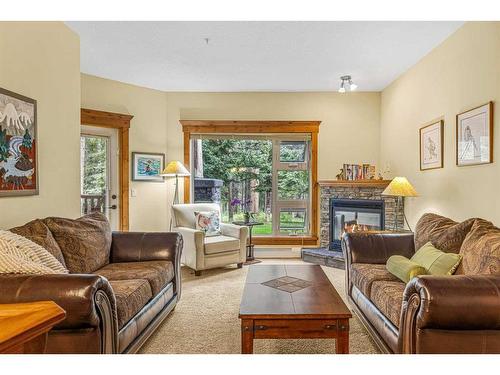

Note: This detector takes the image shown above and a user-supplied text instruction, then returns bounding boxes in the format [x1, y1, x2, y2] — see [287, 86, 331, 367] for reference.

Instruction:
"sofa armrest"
[342, 232, 415, 265]
[399, 275, 500, 353]
[220, 223, 249, 241]
[111, 231, 183, 263]
[0, 274, 116, 331]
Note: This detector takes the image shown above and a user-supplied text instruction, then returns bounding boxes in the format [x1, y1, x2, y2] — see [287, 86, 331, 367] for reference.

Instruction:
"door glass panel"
[277, 170, 309, 200]
[279, 141, 307, 162]
[279, 208, 307, 235]
[80, 135, 108, 216]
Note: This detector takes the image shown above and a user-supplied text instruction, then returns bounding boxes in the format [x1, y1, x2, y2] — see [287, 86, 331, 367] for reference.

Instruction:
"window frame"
[181, 120, 320, 246]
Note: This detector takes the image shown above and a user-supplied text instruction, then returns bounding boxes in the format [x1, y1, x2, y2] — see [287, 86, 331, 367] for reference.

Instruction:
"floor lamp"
[161, 161, 191, 229]
[381, 177, 418, 231]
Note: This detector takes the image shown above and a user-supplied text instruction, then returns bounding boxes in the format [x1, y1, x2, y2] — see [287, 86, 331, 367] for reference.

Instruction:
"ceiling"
[67, 21, 463, 92]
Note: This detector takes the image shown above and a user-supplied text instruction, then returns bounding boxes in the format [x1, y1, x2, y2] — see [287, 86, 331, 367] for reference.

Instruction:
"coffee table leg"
[336, 319, 349, 354]
[241, 319, 254, 354]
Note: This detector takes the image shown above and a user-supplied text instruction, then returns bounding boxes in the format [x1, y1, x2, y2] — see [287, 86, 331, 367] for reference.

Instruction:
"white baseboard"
[254, 247, 302, 258]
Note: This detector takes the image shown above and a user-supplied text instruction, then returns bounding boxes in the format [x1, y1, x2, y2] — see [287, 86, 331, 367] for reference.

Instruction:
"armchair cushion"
[172, 203, 220, 229]
[204, 235, 241, 255]
[44, 213, 112, 274]
[195, 210, 221, 237]
[351, 263, 398, 297]
[95, 260, 174, 295]
[109, 279, 153, 329]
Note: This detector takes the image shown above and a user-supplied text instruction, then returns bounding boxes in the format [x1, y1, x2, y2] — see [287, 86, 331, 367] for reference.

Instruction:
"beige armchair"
[171, 203, 248, 276]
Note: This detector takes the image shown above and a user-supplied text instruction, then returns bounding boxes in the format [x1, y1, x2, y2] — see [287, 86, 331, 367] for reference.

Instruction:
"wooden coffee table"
[239, 264, 352, 354]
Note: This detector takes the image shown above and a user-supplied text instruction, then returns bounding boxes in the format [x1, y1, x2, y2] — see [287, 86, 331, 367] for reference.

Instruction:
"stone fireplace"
[302, 180, 404, 269]
[319, 180, 403, 247]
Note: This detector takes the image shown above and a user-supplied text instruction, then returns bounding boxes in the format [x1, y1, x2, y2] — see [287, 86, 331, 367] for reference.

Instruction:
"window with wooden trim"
[190, 133, 311, 237]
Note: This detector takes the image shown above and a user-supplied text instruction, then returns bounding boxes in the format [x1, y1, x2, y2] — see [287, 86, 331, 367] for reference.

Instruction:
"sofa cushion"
[370, 280, 406, 328]
[44, 213, 111, 274]
[414, 213, 475, 254]
[411, 242, 462, 275]
[204, 235, 240, 255]
[10, 219, 66, 267]
[350, 263, 398, 297]
[458, 219, 500, 275]
[386, 255, 427, 283]
[95, 260, 174, 295]
[109, 279, 153, 329]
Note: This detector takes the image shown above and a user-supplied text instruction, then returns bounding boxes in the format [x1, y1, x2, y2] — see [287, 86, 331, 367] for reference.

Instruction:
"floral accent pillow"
[194, 211, 221, 237]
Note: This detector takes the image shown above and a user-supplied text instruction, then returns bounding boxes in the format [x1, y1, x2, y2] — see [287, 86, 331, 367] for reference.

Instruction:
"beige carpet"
[140, 259, 380, 354]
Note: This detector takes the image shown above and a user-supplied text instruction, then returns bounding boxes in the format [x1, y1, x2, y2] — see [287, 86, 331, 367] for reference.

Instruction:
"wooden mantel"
[318, 179, 392, 188]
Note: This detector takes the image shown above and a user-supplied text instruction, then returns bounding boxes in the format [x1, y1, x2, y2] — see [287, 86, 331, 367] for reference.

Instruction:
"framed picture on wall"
[132, 152, 165, 182]
[0, 87, 38, 197]
[419, 119, 443, 170]
[456, 102, 493, 166]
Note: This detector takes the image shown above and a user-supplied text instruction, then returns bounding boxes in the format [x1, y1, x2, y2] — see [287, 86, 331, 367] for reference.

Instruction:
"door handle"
[107, 205, 117, 210]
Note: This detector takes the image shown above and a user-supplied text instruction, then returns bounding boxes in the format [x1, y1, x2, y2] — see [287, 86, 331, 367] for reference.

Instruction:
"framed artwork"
[419, 119, 444, 170]
[456, 102, 493, 166]
[132, 152, 165, 182]
[0, 87, 38, 197]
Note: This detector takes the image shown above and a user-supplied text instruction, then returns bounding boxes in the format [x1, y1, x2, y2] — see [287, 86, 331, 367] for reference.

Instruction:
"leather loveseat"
[0, 213, 183, 353]
[342, 213, 500, 354]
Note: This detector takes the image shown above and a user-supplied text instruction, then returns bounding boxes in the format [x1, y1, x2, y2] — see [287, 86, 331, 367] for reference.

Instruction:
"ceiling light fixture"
[338, 75, 357, 93]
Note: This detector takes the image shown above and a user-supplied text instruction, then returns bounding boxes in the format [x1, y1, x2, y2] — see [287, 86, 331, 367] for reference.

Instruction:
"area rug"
[140, 259, 380, 354]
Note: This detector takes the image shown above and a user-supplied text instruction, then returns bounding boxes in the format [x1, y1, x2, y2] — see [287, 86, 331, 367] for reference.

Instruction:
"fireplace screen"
[330, 199, 384, 250]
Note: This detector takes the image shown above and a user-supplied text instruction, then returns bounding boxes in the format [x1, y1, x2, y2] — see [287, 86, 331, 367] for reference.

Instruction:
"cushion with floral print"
[194, 211, 221, 237]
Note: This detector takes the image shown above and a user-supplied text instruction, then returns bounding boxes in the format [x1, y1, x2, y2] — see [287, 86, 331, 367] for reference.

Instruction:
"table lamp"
[381, 177, 418, 231]
[160, 161, 190, 205]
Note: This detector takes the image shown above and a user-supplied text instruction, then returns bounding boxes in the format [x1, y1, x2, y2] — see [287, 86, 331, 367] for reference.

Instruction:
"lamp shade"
[160, 161, 190, 177]
[382, 177, 418, 197]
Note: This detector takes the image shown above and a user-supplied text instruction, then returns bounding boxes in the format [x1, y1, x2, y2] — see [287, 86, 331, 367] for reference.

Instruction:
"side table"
[0, 301, 66, 354]
[232, 221, 263, 265]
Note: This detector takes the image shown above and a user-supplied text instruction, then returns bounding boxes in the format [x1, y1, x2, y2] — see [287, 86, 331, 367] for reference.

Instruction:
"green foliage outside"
[201, 139, 309, 235]
[81, 136, 107, 195]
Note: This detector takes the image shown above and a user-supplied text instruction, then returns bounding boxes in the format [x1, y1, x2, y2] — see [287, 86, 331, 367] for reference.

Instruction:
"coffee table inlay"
[239, 264, 352, 354]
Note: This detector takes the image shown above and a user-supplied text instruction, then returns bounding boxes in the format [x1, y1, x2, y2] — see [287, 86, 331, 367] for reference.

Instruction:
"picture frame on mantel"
[456, 102, 493, 166]
[419, 118, 444, 171]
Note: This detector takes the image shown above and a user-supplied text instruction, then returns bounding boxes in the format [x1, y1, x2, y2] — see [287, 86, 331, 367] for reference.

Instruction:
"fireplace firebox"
[329, 198, 385, 250]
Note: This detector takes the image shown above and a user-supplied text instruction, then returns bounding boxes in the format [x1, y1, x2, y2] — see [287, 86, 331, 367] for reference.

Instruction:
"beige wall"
[165, 92, 381, 225]
[81, 74, 169, 232]
[380, 22, 500, 227]
[0, 22, 81, 229]
[80, 82, 380, 231]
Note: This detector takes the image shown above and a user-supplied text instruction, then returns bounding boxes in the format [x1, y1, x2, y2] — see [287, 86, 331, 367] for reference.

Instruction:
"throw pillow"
[458, 219, 500, 275]
[0, 230, 68, 274]
[44, 212, 112, 274]
[194, 211, 221, 237]
[414, 213, 475, 254]
[386, 255, 427, 283]
[10, 219, 67, 268]
[411, 242, 462, 275]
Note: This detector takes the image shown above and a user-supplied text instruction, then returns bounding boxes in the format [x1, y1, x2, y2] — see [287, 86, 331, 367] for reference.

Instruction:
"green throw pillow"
[386, 255, 427, 283]
[410, 242, 462, 275]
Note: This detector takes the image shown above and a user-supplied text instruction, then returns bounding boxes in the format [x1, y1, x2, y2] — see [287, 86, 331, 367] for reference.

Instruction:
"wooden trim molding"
[181, 120, 321, 245]
[81, 108, 133, 231]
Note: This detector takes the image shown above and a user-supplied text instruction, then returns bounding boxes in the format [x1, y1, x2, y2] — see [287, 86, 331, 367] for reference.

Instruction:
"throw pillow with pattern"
[194, 211, 221, 237]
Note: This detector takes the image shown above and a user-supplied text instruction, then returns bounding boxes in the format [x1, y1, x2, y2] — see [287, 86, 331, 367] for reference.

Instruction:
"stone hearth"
[301, 180, 405, 269]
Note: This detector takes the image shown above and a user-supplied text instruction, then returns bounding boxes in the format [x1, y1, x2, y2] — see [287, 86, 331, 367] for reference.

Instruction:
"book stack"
[342, 164, 376, 181]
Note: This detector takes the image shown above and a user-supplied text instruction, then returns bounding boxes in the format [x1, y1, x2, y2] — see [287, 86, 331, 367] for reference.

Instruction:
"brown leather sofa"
[342, 213, 500, 354]
[0, 213, 183, 353]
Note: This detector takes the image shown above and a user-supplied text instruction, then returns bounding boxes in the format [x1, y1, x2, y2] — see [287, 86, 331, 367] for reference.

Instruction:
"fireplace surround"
[329, 198, 385, 250]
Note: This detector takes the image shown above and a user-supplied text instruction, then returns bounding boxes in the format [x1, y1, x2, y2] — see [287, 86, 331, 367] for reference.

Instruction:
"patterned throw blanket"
[0, 230, 68, 274]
